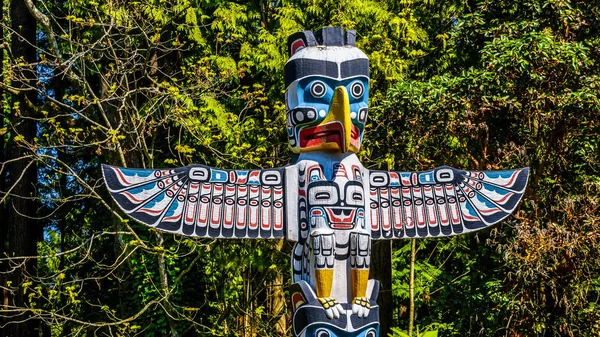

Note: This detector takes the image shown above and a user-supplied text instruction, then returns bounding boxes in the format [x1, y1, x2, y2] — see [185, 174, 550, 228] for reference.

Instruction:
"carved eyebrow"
[285, 59, 339, 87]
[340, 59, 369, 78]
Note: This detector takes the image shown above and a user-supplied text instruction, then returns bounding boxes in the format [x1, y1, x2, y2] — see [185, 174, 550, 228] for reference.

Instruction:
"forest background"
[0, 0, 599, 336]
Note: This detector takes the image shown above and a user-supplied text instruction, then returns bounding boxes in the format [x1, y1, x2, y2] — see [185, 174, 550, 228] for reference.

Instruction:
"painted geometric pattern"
[369, 166, 529, 239]
[102, 164, 286, 239]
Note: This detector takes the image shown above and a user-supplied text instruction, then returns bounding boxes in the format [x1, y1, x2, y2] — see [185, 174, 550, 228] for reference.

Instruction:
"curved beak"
[323, 86, 352, 152]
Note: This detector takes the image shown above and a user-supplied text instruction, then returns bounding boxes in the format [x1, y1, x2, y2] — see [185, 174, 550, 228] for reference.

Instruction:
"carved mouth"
[330, 223, 354, 229]
[325, 207, 357, 229]
[299, 122, 345, 151]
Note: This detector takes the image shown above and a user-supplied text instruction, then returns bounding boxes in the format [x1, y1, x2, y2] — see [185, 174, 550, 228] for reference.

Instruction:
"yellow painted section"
[351, 268, 369, 298]
[349, 131, 361, 153]
[299, 141, 343, 153]
[315, 269, 334, 298]
[326, 86, 352, 153]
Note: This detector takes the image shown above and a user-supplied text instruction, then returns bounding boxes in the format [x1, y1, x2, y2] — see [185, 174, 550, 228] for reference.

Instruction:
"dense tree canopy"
[0, 0, 598, 336]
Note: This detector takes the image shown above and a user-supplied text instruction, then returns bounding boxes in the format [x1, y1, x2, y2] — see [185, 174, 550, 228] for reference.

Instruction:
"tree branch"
[23, 0, 62, 59]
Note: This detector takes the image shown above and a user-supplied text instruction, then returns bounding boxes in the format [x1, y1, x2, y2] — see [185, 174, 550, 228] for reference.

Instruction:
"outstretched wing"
[102, 164, 289, 239]
[368, 166, 529, 239]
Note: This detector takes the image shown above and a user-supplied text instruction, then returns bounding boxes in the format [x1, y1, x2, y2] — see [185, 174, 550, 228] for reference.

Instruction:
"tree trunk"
[408, 239, 416, 336]
[0, 0, 7, 330]
[5, 0, 39, 335]
[269, 239, 287, 335]
[371, 240, 393, 336]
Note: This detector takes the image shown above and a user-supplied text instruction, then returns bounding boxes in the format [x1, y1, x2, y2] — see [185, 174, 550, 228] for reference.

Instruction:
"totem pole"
[102, 27, 529, 337]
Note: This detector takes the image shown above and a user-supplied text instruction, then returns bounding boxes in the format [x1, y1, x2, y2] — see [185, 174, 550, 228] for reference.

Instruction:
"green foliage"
[377, 0, 600, 335]
[391, 326, 439, 337]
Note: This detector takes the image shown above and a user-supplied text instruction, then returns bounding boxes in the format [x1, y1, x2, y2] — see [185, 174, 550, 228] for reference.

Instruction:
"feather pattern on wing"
[102, 164, 287, 239]
[368, 166, 529, 239]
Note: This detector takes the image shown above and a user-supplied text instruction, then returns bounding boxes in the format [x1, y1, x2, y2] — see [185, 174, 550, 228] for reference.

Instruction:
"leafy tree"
[379, 0, 600, 335]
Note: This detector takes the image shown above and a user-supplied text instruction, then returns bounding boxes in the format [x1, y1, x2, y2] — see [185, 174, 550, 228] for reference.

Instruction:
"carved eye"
[308, 185, 338, 205]
[316, 329, 330, 337]
[345, 184, 364, 206]
[350, 81, 364, 99]
[365, 328, 377, 337]
[315, 192, 330, 200]
[310, 81, 326, 98]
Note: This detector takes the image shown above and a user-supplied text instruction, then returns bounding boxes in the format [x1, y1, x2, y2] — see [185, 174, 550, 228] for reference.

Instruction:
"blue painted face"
[286, 75, 369, 153]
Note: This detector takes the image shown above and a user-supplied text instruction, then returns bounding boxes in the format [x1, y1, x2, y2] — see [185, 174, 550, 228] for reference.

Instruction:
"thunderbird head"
[285, 27, 369, 154]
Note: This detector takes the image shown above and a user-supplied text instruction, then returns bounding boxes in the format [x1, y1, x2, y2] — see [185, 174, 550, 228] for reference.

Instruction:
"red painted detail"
[274, 207, 283, 229]
[350, 124, 360, 149]
[249, 170, 260, 183]
[352, 165, 362, 181]
[291, 39, 306, 56]
[389, 172, 400, 185]
[210, 204, 222, 228]
[122, 191, 145, 203]
[449, 204, 461, 224]
[331, 223, 353, 229]
[139, 207, 163, 215]
[427, 204, 437, 225]
[416, 205, 426, 228]
[497, 170, 520, 187]
[249, 206, 259, 229]
[334, 164, 348, 179]
[236, 207, 246, 229]
[299, 122, 345, 151]
[311, 209, 323, 216]
[113, 167, 134, 186]
[185, 196, 197, 224]
[292, 292, 306, 311]
[237, 174, 248, 184]
[325, 207, 356, 223]
[492, 192, 515, 203]
[404, 206, 414, 228]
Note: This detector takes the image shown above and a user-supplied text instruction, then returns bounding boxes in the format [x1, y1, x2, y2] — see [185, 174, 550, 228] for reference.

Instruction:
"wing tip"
[522, 166, 530, 183]
[101, 163, 120, 183]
